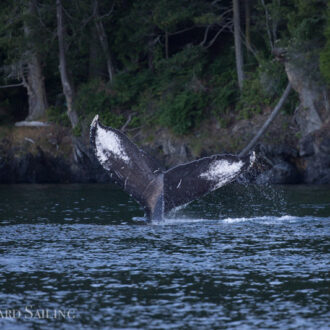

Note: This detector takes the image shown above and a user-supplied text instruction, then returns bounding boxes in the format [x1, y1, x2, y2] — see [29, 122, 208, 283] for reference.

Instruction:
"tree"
[93, 0, 115, 83]
[233, 0, 244, 90]
[23, 0, 48, 120]
[56, 0, 79, 128]
[88, 25, 104, 79]
[0, 0, 48, 121]
[244, 0, 251, 51]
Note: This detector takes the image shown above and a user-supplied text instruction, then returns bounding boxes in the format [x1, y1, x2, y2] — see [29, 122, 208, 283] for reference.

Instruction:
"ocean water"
[0, 184, 329, 329]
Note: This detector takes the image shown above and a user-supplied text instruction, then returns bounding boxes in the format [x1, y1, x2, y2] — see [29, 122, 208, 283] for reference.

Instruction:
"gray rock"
[0, 144, 110, 183]
[299, 134, 315, 157]
[283, 54, 328, 137]
[15, 121, 50, 127]
[304, 155, 330, 184]
[153, 133, 191, 167]
[299, 125, 330, 184]
[256, 161, 301, 184]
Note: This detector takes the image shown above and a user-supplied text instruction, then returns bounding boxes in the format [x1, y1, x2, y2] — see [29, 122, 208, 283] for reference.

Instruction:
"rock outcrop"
[298, 123, 330, 184]
[274, 49, 329, 137]
[0, 126, 109, 183]
[1, 114, 329, 184]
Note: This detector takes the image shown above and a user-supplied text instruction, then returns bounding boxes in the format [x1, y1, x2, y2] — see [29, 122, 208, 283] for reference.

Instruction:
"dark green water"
[0, 184, 329, 329]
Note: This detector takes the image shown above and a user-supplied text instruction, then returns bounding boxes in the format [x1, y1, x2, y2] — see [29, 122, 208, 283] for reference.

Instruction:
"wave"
[222, 215, 330, 224]
[139, 215, 330, 226]
[222, 215, 297, 224]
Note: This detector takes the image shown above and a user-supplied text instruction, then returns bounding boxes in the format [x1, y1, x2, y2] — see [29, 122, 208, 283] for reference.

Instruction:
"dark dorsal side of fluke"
[90, 115, 255, 221]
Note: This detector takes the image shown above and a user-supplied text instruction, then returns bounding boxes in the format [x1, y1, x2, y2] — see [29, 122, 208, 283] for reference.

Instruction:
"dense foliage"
[0, 0, 328, 133]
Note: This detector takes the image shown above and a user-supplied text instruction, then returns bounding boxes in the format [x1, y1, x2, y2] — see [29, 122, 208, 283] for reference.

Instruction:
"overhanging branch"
[239, 82, 292, 157]
[0, 82, 24, 89]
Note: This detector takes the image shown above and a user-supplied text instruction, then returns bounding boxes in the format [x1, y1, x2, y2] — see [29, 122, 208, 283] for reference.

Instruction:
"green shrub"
[72, 124, 82, 137]
[111, 69, 153, 106]
[46, 106, 71, 127]
[258, 60, 287, 98]
[204, 48, 239, 125]
[236, 73, 266, 119]
[100, 111, 125, 128]
[209, 69, 238, 119]
[74, 79, 126, 129]
[282, 90, 299, 115]
[130, 46, 208, 134]
[287, 0, 327, 47]
[236, 59, 289, 119]
[132, 89, 157, 125]
[158, 89, 206, 135]
[75, 79, 111, 118]
[154, 46, 206, 92]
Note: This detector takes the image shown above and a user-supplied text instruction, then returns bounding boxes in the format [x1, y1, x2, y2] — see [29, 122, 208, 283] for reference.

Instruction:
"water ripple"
[0, 184, 329, 328]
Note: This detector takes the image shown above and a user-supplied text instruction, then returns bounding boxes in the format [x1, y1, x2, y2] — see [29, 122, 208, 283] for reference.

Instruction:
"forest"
[0, 0, 330, 184]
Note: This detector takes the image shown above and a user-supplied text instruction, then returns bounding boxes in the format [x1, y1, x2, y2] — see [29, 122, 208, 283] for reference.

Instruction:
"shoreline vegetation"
[0, 0, 329, 184]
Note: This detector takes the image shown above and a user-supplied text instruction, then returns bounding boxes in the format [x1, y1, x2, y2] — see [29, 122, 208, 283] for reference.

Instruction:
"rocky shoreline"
[0, 118, 329, 185]
[0, 125, 109, 184]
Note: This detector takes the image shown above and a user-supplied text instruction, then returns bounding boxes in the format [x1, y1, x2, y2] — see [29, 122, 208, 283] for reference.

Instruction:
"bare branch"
[169, 26, 195, 36]
[204, 21, 232, 49]
[239, 29, 259, 61]
[61, 3, 74, 21]
[218, 8, 233, 17]
[199, 24, 212, 47]
[19, 62, 32, 96]
[66, 12, 95, 49]
[260, 0, 274, 51]
[34, 2, 53, 34]
[98, 1, 115, 21]
[239, 83, 292, 157]
[93, 0, 114, 82]
[0, 82, 24, 89]
[121, 112, 136, 132]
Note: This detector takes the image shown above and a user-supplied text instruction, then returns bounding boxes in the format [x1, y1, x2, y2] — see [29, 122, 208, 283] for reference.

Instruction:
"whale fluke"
[90, 115, 255, 221]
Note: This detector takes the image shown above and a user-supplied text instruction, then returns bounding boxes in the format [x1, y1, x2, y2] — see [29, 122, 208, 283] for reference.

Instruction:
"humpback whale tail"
[90, 115, 255, 221]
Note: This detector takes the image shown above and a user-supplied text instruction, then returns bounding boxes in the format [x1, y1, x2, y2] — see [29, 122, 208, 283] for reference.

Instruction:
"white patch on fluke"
[94, 119, 130, 164]
[91, 114, 99, 129]
[200, 159, 243, 190]
[249, 151, 256, 169]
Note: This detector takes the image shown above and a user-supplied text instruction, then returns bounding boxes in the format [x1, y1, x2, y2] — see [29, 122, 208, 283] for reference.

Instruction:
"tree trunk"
[23, 0, 48, 121]
[165, 30, 169, 59]
[245, 0, 251, 52]
[56, 0, 79, 128]
[93, 0, 114, 83]
[23, 54, 49, 121]
[233, 0, 244, 90]
[239, 83, 292, 157]
[148, 37, 154, 71]
[88, 25, 104, 79]
[260, 0, 274, 51]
